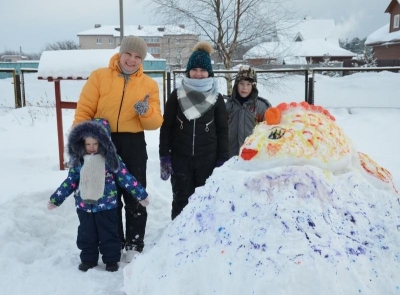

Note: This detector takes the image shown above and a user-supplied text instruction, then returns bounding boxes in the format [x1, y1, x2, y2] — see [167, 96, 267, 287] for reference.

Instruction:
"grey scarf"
[177, 77, 218, 120]
[80, 154, 105, 204]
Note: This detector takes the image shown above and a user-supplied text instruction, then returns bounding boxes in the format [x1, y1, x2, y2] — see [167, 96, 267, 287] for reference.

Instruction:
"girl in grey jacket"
[225, 66, 271, 157]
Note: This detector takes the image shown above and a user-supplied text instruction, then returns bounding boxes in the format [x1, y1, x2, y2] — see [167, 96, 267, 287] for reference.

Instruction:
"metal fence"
[170, 67, 400, 108]
[1, 67, 400, 111]
[169, 69, 312, 105]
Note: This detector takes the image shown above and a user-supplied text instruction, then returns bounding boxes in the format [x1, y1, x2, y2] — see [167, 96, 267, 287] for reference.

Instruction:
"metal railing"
[2, 66, 400, 169]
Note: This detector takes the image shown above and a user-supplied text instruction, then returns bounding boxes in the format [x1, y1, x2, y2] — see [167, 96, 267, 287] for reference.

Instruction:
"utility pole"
[119, 0, 124, 44]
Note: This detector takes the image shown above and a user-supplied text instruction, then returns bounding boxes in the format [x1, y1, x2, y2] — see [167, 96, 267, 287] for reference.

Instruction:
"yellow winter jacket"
[73, 53, 163, 133]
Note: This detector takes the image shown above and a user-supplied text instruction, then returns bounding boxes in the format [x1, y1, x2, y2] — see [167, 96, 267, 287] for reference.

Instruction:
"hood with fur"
[68, 118, 119, 172]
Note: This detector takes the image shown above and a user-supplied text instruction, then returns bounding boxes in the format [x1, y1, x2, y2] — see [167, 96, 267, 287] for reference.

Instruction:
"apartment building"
[77, 24, 199, 68]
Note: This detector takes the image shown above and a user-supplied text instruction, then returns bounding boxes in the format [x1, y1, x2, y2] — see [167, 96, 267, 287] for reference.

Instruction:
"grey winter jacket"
[225, 89, 271, 157]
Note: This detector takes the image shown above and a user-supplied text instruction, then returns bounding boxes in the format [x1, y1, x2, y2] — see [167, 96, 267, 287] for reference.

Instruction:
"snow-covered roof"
[276, 19, 337, 43]
[37, 48, 156, 79]
[77, 25, 197, 37]
[1, 55, 28, 59]
[365, 23, 400, 45]
[244, 18, 354, 62]
[292, 19, 336, 40]
[244, 39, 355, 61]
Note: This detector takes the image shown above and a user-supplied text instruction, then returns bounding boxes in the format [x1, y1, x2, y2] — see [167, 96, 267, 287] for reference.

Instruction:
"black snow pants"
[111, 132, 147, 252]
[76, 208, 120, 264]
[170, 153, 217, 220]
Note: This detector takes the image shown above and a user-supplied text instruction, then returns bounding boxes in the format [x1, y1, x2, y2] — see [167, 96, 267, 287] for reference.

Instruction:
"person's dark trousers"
[76, 208, 120, 264]
[111, 132, 147, 252]
[170, 153, 217, 220]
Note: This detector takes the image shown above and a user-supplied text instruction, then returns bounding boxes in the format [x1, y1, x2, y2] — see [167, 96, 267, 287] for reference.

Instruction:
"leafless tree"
[142, 0, 296, 94]
[44, 40, 79, 51]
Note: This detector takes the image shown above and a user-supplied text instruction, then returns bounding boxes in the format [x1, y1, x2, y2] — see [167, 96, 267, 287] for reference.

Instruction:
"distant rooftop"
[274, 19, 338, 43]
[365, 23, 400, 46]
[37, 48, 161, 79]
[1, 55, 28, 60]
[77, 24, 198, 37]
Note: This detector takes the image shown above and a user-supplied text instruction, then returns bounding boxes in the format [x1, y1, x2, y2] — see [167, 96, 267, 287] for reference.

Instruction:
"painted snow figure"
[240, 101, 398, 194]
[122, 102, 400, 295]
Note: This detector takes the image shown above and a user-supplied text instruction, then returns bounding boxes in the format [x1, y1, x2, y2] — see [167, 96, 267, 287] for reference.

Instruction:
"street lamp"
[119, 0, 124, 43]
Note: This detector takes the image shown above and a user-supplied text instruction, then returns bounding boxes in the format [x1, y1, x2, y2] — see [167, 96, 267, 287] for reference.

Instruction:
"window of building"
[148, 47, 161, 54]
[96, 38, 102, 44]
[394, 15, 400, 29]
[144, 38, 160, 44]
[109, 38, 114, 44]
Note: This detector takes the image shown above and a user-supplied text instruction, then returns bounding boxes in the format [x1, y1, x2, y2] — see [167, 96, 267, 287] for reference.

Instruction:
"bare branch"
[145, 0, 298, 92]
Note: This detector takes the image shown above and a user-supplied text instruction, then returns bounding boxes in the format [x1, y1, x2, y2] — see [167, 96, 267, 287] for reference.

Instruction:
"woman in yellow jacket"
[73, 35, 163, 263]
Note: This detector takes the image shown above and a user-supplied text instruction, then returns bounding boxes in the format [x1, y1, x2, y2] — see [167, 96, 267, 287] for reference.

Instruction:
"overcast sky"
[0, 0, 390, 54]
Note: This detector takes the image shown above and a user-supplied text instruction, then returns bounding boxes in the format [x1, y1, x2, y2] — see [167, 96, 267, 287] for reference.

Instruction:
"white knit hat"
[119, 36, 148, 60]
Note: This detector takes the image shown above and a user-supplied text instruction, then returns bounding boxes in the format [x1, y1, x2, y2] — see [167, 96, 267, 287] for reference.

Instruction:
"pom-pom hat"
[119, 35, 148, 60]
[185, 41, 214, 77]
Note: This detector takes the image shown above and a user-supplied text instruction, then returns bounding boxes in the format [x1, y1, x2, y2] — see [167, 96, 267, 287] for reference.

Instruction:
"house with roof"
[77, 24, 199, 68]
[365, 0, 400, 61]
[244, 18, 356, 67]
[1, 55, 28, 62]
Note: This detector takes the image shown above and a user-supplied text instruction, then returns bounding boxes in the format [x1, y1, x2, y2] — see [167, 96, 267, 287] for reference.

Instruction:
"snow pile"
[122, 102, 399, 295]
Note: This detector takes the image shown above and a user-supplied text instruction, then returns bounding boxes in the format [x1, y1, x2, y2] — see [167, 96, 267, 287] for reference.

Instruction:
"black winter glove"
[215, 159, 226, 168]
[160, 156, 173, 181]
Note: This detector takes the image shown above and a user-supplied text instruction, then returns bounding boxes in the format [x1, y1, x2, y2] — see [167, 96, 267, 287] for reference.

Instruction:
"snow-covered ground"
[0, 71, 399, 295]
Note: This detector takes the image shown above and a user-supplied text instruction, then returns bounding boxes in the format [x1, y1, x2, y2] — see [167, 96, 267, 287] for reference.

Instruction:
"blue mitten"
[160, 156, 173, 181]
[134, 94, 150, 115]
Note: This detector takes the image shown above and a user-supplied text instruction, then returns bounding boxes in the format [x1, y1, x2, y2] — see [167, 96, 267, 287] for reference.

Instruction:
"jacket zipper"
[192, 119, 196, 155]
[178, 116, 213, 156]
[116, 77, 128, 132]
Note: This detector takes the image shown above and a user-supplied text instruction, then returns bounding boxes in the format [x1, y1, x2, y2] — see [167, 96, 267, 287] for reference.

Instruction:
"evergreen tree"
[361, 47, 377, 67]
[339, 37, 366, 54]
[319, 54, 338, 77]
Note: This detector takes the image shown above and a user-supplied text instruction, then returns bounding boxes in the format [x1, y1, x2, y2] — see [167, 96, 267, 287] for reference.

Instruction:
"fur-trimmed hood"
[68, 118, 119, 172]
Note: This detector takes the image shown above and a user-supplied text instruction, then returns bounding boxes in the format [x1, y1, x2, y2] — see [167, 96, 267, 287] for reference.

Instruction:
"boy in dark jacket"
[47, 118, 148, 272]
[225, 66, 272, 157]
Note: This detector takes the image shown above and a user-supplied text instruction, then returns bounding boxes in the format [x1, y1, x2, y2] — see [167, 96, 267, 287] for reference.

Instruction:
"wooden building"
[365, 0, 400, 60]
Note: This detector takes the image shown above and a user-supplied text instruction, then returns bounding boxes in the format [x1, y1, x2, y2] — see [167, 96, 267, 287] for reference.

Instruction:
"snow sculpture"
[240, 101, 398, 194]
[123, 102, 400, 295]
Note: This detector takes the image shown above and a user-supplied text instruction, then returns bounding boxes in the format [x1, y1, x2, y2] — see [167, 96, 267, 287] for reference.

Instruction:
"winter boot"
[78, 262, 98, 272]
[106, 262, 119, 272]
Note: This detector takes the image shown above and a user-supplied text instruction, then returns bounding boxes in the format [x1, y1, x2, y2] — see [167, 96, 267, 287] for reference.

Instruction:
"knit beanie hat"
[185, 41, 214, 77]
[235, 65, 257, 86]
[119, 35, 148, 60]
